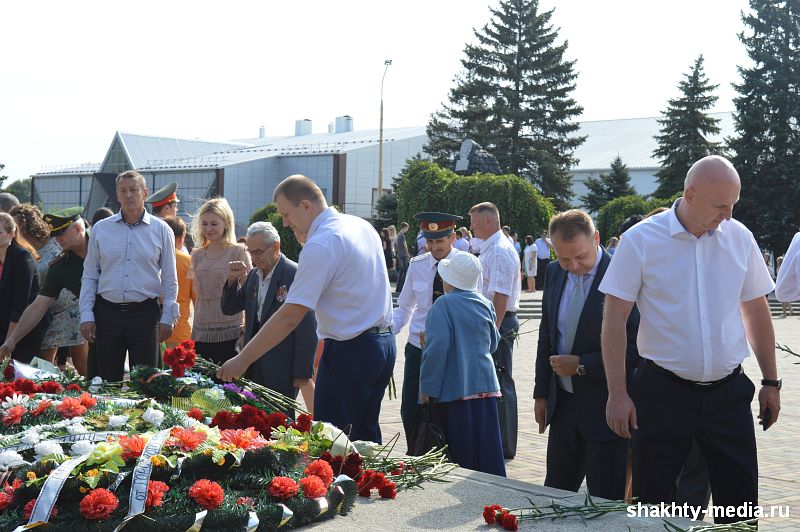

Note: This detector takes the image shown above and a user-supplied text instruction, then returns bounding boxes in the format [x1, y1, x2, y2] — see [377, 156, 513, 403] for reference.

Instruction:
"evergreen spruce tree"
[730, 0, 800, 254]
[652, 55, 722, 199]
[425, 0, 584, 209]
[581, 155, 636, 213]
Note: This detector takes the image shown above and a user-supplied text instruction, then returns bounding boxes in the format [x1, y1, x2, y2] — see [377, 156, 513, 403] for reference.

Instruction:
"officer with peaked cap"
[1, 207, 92, 376]
[392, 211, 482, 449]
[145, 182, 180, 219]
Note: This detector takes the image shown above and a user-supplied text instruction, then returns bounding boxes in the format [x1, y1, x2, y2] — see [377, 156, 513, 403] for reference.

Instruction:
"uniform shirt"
[40, 251, 84, 300]
[285, 207, 392, 341]
[535, 237, 551, 258]
[392, 248, 481, 349]
[80, 210, 179, 326]
[775, 231, 800, 302]
[478, 229, 522, 313]
[453, 238, 470, 252]
[599, 201, 774, 382]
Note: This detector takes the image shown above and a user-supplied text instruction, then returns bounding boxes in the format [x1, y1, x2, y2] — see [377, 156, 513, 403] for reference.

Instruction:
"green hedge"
[596, 193, 680, 240]
[395, 160, 554, 246]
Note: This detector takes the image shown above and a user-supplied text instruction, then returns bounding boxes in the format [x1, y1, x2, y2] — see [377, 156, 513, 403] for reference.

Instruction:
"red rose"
[188, 479, 224, 511]
[66, 383, 82, 392]
[304, 459, 334, 487]
[187, 408, 205, 421]
[78, 392, 97, 408]
[146, 481, 169, 511]
[267, 476, 299, 500]
[501, 512, 518, 531]
[79, 489, 118, 521]
[299, 475, 327, 499]
[38, 381, 64, 394]
[378, 480, 397, 499]
[291, 412, 313, 433]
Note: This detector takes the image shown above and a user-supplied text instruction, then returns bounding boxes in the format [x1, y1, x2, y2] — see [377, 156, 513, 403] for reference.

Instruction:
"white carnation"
[0, 450, 28, 470]
[34, 441, 63, 459]
[70, 417, 84, 425]
[108, 415, 129, 428]
[67, 424, 88, 435]
[21, 431, 41, 445]
[70, 441, 96, 457]
[91, 376, 103, 386]
[142, 407, 165, 428]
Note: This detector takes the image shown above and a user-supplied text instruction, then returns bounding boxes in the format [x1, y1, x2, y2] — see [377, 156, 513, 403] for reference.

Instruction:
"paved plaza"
[300, 290, 800, 530]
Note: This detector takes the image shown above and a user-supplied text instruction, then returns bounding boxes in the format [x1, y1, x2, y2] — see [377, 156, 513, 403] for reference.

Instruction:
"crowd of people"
[0, 153, 792, 524]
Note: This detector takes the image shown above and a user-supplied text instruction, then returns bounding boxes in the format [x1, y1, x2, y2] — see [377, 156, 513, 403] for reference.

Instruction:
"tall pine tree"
[730, 0, 800, 255]
[652, 55, 722, 199]
[581, 155, 636, 213]
[425, 0, 584, 209]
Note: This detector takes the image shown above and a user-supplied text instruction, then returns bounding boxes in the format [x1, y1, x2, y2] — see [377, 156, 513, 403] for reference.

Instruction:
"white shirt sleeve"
[391, 264, 417, 333]
[284, 242, 334, 311]
[776, 232, 800, 302]
[486, 248, 516, 297]
[79, 227, 102, 323]
[741, 230, 776, 301]
[598, 235, 642, 302]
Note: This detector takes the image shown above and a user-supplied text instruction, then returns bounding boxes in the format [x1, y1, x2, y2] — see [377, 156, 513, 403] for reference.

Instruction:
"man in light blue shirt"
[80, 170, 178, 381]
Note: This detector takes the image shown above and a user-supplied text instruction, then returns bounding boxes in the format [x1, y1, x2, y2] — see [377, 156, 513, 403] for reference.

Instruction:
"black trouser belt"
[97, 295, 157, 312]
[363, 326, 392, 334]
[643, 358, 741, 390]
[504, 311, 517, 318]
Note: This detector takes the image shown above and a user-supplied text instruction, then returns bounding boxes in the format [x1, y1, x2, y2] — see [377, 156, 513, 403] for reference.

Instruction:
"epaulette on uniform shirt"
[410, 253, 430, 264]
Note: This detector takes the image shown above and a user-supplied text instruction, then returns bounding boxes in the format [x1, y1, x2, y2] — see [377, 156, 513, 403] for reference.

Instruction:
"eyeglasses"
[246, 248, 267, 256]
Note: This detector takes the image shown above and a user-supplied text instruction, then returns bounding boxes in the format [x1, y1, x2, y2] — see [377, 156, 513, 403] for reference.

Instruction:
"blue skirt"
[432, 397, 506, 477]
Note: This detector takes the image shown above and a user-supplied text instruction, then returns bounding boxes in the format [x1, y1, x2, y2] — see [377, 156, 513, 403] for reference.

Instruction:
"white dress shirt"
[256, 268, 274, 322]
[478, 229, 521, 313]
[285, 207, 393, 341]
[80, 210, 179, 326]
[392, 248, 481, 349]
[453, 238, 470, 252]
[599, 201, 774, 382]
[775, 231, 800, 302]
[556, 247, 602, 392]
[535, 237, 551, 258]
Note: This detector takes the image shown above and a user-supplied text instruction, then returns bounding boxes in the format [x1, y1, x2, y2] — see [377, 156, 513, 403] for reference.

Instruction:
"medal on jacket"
[276, 285, 288, 302]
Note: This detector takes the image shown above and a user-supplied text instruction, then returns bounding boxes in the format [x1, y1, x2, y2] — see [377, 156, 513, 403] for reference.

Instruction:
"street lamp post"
[376, 59, 392, 217]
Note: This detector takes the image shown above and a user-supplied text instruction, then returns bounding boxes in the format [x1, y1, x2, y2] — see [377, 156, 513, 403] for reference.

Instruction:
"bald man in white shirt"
[599, 156, 779, 524]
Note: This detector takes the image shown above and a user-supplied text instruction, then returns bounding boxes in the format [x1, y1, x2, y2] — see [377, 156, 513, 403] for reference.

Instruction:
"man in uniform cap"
[145, 182, 180, 219]
[392, 212, 481, 447]
[0, 207, 91, 375]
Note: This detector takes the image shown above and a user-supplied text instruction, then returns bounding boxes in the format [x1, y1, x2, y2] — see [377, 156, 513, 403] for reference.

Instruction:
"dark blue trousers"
[314, 331, 396, 443]
[400, 343, 423, 448]
[432, 397, 506, 477]
[632, 362, 757, 524]
[494, 313, 519, 459]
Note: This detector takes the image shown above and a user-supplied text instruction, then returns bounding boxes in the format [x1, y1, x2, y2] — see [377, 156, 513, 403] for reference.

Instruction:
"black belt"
[643, 359, 741, 390]
[98, 295, 157, 312]
[363, 326, 392, 335]
[504, 311, 517, 318]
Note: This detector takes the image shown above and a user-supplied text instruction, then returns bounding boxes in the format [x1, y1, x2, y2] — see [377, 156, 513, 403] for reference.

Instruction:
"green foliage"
[249, 203, 302, 262]
[395, 159, 554, 242]
[730, 0, 800, 254]
[424, 0, 584, 209]
[0, 163, 7, 190]
[653, 55, 723, 199]
[3, 177, 32, 202]
[596, 194, 677, 241]
[580, 155, 636, 213]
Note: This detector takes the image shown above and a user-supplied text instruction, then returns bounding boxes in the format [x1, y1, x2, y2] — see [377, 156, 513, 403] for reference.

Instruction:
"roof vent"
[258, 126, 265, 139]
[334, 115, 353, 133]
[295, 119, 312, 136]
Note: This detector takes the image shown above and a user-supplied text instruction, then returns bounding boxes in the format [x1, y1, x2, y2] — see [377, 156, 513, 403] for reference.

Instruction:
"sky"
[0, 0, 752, 184]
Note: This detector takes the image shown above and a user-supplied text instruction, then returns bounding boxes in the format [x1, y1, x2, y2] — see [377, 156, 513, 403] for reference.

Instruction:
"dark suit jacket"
[533, 248, 639, 442]
[220, 254, 317, 397]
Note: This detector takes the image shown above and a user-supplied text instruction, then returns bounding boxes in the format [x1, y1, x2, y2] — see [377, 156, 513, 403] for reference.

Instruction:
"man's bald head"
[684, 155, 740, 192]
[680, 155, 741, 236]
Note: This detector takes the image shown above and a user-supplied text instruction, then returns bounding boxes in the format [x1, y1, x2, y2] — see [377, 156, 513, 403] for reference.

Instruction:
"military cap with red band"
[413, 211, 462, 239]
[145, 182, 180, 208]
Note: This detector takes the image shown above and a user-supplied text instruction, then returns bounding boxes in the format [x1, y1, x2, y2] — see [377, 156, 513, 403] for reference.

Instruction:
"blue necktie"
[564, 274, 587, 354]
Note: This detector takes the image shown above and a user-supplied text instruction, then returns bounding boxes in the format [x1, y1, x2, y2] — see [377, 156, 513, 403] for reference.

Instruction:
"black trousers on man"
[632, 360, 757, 524]
[535, 258, 550, 290]
[493, 313, 519, 459]
[94, 296, 160, 381]
[545, 386, 628, 500]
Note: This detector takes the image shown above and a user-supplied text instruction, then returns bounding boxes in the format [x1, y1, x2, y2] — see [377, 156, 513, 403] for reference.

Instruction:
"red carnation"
[57, 397, 87, 419]
[119, 434, 147, 461]
[146, 481, 169, 511]
[267, 411, 289, 430]
[188, 479, 224, 511]
[180, 339, 195, 351]
[378, 480, 397, 499]
[236, 496, 255, 508]
[13, 378, 38, 395]
[304, 459, 334, 487]
[483, 504, 503, 524]
[2, 361, 14, 381]
[66, 383, 82, 392]
[38, 380, 63, 394]
[291, 412, 313, 433]
[299, 475, 327, 499]
[342, 452, 363, 480]
[501, 512, 518, 531]
[79, 489, 118, 521]
[187, 408, 205, 421]
[267, 476, 299, 500]
[78, 392, 97, 408]
[2, 405, 26, 426]
[23, 498, 58, 520]
[163, 344, 196, 377]
[0, 491, 12, 511]
[357, 470, 387, 497]
[210, 410, 237, 430]
[0, 384, 14, 401]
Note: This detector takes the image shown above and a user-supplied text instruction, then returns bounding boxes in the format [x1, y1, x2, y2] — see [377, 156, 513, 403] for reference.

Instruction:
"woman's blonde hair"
[191, 197, 237, 248]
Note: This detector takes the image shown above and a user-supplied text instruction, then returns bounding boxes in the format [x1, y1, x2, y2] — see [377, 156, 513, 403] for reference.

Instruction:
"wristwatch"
[761, 378, 782, 390]
[576, 364, 586, 376]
